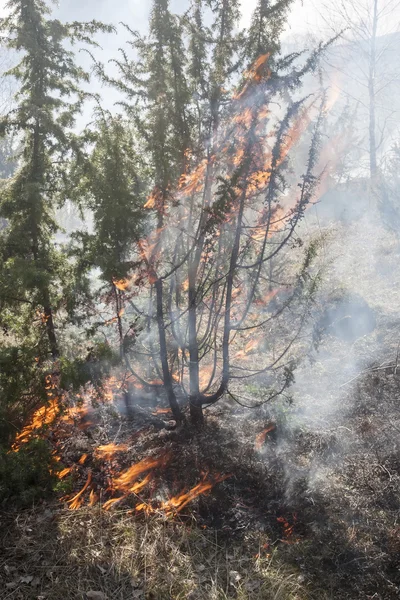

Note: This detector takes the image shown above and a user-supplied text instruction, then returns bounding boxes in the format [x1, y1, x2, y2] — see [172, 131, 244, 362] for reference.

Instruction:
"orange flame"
[178, 159, 207, 196]
[58, 467, 73, 479]
[255, 424, 276, 450]
[89, 489, 98, 506]
[113, 453, 171, 491]
[67, 471, 92, 510]
[277, 513, 299, 544]
[13, 398, 60, 449]
[144, 194, 156, 209]
[235, 53, 271, 99]
[103, 495, 127, 511]
[78, 453, 88, 465]
[113, 278, 130, 292]
[162, 473, 230, 514]
[235, 338, 261, 360]
[95, 443, 129, 460]
[151, 407, 171, 416]
[103, 471, 156, 511]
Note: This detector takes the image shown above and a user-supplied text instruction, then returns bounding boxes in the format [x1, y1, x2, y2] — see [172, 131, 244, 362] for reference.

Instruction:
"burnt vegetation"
[0, 0, 400, 599]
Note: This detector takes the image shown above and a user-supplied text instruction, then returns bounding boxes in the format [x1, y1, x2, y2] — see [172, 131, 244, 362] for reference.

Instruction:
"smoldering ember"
[1, 1, 400, 599]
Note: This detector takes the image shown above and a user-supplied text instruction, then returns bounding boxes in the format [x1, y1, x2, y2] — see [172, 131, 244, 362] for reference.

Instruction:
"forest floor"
[1, 358, 400, 600]
[1, 211, 400, 600]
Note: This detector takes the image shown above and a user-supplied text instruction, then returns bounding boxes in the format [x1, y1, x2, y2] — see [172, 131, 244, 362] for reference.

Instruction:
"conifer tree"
[102, 0, 195, 422]
[245, 0, 293, 65]
[0, 1, 111, 359]
[0, 0, 112, 437]
[207, 0, 241, 131]
[71, 114, 145, 359]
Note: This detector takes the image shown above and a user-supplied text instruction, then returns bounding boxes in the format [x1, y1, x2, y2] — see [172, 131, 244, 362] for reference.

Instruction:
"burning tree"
[70, 113, 146, 356]
[91, 0, 328, 426]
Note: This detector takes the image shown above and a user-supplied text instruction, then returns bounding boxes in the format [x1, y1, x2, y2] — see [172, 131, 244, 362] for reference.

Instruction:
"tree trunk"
[369, 0, 378, 183]
[188, 271, 201, 420]
[189, 397, 204, 427]
[31, 115, 59, 362]
[43, 301, 59, 360]
[155, 278, 184, 424]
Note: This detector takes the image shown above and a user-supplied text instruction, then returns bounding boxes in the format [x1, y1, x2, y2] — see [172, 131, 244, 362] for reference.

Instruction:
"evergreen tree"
[101, 0, 326, 427]
[0, 0, 112, 440]
[207, 0, 241, 131]
[188, 0, 208, 98]
[245, 0, 293, 65]
[0, 0, 111, 360]
[103, 0, 195, 422]
[71, 113, 146, 358]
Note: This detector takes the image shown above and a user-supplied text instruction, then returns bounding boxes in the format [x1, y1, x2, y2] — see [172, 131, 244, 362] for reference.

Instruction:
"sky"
[0, 0, 397, 41]
[0, 0, 323, 117]
[0, 0, 398, 141]
[0, 0, 321, 37]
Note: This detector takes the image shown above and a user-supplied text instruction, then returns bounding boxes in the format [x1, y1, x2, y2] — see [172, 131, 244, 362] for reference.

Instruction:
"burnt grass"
[1, 361, 400, 600]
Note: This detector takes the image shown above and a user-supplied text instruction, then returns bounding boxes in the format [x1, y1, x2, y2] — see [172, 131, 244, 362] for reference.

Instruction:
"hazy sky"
[0, 0, 320, 37]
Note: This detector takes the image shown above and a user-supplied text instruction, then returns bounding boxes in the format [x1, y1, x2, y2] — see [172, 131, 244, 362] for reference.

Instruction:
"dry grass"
[0, 505, 319, 600]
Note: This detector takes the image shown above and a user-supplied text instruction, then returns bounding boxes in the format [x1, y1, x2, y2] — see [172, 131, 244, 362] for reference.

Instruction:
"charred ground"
[1, 359, 400, 599]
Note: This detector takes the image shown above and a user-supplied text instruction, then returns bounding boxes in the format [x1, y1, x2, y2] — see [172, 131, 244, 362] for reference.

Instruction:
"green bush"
[0, 439, 57, 507]
[0, 343, 47, 446]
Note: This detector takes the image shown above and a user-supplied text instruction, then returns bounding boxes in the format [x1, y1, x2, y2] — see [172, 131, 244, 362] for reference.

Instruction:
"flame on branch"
[90, 47, 332, 425]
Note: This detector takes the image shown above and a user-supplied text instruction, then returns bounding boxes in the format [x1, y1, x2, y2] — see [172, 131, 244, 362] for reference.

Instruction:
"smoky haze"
[1, 2, 400, 597]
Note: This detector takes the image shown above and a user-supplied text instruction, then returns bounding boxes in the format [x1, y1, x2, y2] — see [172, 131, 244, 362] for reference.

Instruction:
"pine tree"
[0, 0, 111, 361]
[71, 113, 145, 359]
[0, 0, 112, 440]
[245, 0, 293, 65]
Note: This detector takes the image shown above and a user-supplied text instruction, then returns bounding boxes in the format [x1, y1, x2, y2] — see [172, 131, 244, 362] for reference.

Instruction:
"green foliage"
[72, 115, 145, 283]
[0, 0, 326, 436]
[53, 474, 74, 495]
[0, 0, 115, 458]
[0, 0, 110, 361]
[69, 114, 147, 357]
[107, 0, 194, 194]
[245, 0, 293, 64]
[59, 342, 118, 392]
[0, 439, 57, 507]
[0, 342, 46, 445]
[208, 0, 241, 98]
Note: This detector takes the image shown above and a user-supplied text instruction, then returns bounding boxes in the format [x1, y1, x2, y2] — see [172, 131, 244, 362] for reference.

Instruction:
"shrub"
[0, 439, 57, 507]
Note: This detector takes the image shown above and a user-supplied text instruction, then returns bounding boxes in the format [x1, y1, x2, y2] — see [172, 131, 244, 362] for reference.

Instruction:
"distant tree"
[322, 0, 400, 181]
